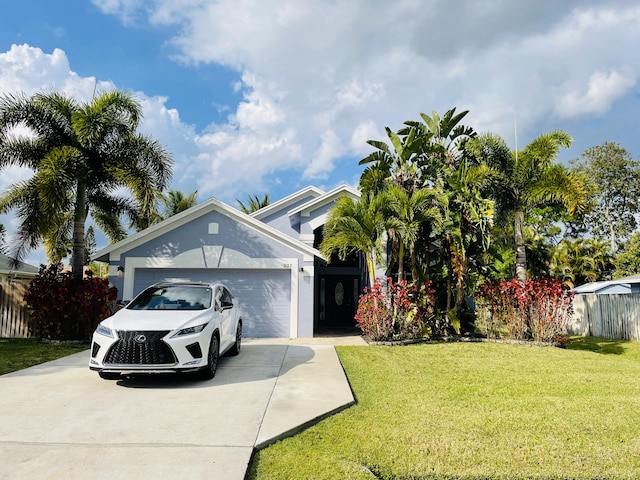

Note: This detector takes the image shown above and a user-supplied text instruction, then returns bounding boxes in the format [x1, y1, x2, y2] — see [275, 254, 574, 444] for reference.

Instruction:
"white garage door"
[133, 268, 291, 338]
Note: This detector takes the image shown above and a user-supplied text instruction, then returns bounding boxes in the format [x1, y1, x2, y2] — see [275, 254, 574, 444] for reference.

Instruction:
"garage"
[92, 191, 346, 339]
[133, 268, 292, 338]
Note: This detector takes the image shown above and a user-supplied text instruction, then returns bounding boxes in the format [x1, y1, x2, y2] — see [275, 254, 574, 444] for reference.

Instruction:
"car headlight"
[171, 323, 209, 337]
[96, 324, 113, 338]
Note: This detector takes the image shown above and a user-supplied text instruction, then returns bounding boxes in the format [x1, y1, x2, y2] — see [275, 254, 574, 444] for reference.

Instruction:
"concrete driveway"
[0, 338, 361, 480]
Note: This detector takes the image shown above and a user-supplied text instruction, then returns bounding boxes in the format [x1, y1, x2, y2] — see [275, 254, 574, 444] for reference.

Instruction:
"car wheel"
[98, 371, 121, 380]
[228, 321, 242, 356]
[199, 334, 220, 380]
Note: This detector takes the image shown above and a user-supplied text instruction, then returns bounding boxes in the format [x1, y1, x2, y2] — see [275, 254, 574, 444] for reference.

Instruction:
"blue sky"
[1, 1, 640, 264]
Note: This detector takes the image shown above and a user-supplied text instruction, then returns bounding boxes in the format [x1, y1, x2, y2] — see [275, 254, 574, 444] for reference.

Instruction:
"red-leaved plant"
[476, 278, 573, 343]
[24, 263, 118, 341]
[355, 277, 436, 341]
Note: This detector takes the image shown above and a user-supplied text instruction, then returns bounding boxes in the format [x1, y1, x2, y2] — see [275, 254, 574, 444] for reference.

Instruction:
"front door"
[318, 275, 359, 329]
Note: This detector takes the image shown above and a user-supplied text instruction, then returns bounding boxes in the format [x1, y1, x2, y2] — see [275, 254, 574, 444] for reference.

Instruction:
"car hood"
[101, 308, 211, 332]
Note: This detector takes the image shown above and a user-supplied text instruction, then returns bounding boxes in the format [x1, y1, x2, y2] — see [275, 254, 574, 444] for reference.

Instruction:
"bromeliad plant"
[355, 278, 436, 341]
[476, 278, 573, 343]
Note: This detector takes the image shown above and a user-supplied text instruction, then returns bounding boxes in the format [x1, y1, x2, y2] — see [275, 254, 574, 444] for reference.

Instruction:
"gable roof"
[288, 184, 360, 224]
[93, 196, 324, 262]
[573, 274, 640, 294]
[0, 253, 39, 277]
[250, 186, 325, 220]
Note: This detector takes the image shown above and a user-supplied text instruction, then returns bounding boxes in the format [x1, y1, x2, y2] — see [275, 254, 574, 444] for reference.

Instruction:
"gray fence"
[570, 293, 640, 341]
[0, 279, 31, 338]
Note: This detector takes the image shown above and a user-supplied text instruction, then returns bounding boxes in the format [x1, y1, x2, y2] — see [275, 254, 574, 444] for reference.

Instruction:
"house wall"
[106, 210, 316, 337]
[256, 195, 317, 235]
[300, 202, 334, 237]
[123, 212, 299, 260]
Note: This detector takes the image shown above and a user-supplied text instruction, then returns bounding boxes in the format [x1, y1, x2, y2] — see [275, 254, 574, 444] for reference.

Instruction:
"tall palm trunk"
[365, 251, 376, 288]
[410, 245, 419, 284]
[71, 178, 87, 283]
[604, 203, 617, 254]
[514, 208, 527, 283]
[398, 241, 405, 281]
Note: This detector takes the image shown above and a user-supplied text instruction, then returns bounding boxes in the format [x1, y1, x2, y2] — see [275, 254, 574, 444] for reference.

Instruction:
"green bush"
[24, 263, 117, 341]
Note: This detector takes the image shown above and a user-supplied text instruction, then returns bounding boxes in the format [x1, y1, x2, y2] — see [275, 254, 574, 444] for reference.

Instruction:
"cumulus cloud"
[92, 0, 640, 173]
[5, 1, 640, 204]
[556, 70, 637, 118]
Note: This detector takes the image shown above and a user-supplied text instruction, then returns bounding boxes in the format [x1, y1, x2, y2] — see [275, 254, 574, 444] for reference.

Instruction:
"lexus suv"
[89, 282, 242, 381]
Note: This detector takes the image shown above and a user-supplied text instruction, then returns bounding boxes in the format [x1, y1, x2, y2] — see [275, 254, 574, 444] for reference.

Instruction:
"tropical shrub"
[24, 263, 117, 341]
[355, 278, 435, 341]
[476, 278, 573, 342]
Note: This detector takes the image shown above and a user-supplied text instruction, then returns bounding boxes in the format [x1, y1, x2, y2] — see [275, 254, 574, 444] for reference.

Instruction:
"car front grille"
[104, 330, 177, 365]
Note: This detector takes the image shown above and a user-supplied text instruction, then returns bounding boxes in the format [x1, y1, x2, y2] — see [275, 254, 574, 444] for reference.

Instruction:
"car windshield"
[127, 285, 212, 310]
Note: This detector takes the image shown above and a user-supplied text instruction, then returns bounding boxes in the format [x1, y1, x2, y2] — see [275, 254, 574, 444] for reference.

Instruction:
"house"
[572, 274, 640, 295]
[93, 185, 373, 338]
[0, 253, 39, 281]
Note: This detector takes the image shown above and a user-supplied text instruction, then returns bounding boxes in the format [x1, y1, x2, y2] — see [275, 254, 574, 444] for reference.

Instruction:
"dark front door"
[319, 275, 359, 329]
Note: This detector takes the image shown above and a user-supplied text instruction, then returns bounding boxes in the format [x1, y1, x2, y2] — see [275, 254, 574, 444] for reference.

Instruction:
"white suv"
[89, 282, 242, 380]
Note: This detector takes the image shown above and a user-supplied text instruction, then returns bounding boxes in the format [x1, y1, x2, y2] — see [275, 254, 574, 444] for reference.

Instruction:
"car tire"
[198, 333, 220, 380]
[98, 371, 121, 380]
[227, 321, 242, 356]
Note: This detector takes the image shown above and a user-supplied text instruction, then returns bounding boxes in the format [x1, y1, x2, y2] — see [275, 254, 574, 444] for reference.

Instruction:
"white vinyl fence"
[570, 293, 640, 341]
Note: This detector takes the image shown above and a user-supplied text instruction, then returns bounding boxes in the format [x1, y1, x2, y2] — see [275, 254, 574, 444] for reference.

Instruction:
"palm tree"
[467, 131, 587, 282]
[383, 184, 442, 282]
[0, 90, 172, 281]
[237, 193, 270, 214]
[160, 189, 198, 219]
[320, 193, 388, 287]
[550, 238, 612, 287]
[0, 223, 5, 254]
[440, 160, 495, 315]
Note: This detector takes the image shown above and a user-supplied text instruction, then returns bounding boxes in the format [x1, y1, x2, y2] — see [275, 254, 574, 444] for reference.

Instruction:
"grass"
[0, 338, 88, 376]
[248, 337, 640, 479]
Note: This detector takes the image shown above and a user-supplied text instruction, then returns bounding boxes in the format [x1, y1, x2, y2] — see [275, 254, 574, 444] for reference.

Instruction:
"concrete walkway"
[0, 336, 367, 480]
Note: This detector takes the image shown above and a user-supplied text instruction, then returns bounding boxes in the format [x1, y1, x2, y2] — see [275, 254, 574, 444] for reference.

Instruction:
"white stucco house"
[93, 185, 372, 338]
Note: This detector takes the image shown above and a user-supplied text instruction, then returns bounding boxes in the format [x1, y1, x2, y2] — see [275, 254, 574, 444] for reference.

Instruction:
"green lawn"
[0, 338, 88, 376]
[249, 337, 640, 480]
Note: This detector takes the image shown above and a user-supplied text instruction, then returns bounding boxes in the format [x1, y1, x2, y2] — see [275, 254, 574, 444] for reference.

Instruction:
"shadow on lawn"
[567, 336, 627, 355]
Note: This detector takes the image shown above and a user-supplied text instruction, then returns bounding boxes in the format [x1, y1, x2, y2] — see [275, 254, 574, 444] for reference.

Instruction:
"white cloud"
[556, 70, 637, 118]
[4, 1, 640, 210]
[116, 0, 640, 168]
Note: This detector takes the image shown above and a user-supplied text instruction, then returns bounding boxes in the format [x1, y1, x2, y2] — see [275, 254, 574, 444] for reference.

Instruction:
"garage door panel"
[133, 268, 290, 338]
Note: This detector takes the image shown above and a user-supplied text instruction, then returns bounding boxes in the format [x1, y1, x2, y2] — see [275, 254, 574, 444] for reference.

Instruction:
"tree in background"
[613, 232, 640, 279]
[0, 90, 172, 282]
[237, 193, 270, 214]
[472, 131, 587, 282]
[159, 189, 198, 219]
[549, 238, 613, 287]
[570, 142, 640, 254]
